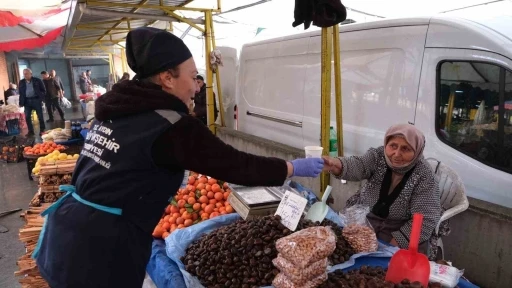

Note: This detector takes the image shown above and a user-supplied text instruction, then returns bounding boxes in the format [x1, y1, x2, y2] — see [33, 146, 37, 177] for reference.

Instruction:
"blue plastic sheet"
[146, 240, 186, 288]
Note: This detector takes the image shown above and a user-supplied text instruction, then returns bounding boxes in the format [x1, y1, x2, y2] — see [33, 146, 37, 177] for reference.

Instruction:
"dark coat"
[19, 77, 46, 106]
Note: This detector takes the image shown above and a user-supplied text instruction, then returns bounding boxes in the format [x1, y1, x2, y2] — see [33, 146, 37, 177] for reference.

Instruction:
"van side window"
[437, 61, 512, 174]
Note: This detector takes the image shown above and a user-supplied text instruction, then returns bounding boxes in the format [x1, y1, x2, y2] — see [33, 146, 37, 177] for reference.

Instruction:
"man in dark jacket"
[34, 27, 325, 288]
[19, 68, 46, 136]
[192, 74, 218, 125]
[79, 71, 88, 94]
[41, 71, 65, 122]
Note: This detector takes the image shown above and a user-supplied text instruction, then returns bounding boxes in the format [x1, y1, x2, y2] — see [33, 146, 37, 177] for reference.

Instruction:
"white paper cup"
[304, 146, 323, 158]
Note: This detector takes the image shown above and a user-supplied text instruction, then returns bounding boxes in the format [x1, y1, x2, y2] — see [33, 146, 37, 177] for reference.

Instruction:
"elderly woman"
[325, 124, 441, 256]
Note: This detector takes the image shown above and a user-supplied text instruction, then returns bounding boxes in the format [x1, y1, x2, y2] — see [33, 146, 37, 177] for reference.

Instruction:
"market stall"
[145, 180, 479, 288]
[16, 150, 79, 288]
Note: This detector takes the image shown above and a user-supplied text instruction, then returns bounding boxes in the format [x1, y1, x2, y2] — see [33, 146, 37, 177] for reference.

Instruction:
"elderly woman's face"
[385, 136, 415, 166]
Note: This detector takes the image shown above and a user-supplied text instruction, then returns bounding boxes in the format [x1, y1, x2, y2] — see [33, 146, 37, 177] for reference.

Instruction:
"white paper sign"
[275, 191, 308, 231]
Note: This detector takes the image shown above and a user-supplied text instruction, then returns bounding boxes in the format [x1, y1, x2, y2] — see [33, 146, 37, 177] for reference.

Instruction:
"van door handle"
[246, 111, 302, 128]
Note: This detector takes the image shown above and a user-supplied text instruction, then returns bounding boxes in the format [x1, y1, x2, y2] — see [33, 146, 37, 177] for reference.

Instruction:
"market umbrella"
[0, 0, 69, 52]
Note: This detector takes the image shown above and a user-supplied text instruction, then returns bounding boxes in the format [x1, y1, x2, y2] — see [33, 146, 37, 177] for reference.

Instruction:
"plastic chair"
[426, 158, 469, 259]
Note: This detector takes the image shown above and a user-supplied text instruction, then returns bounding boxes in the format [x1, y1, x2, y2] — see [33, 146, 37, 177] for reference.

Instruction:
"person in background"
[86, 70, 93, 92]
[19, 68, 46, 137]
[34, 27, 327, 288]
[41, 71, 65, 122]
[323, 124, 442, 258]
[117, 72, 130, 83]
[79, 72, 88, 94]
[4, 83, 18, 100]
[50, 69, 65, 96]
[192, 75, 218, 125]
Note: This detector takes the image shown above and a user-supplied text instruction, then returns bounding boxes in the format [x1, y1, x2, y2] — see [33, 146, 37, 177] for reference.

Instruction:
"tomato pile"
[24, 141, 66, 155]
[152, 173, 235, 239]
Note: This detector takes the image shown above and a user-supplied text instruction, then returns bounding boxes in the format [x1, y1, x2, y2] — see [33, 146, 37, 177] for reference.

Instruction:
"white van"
[226, 15, 512, 208]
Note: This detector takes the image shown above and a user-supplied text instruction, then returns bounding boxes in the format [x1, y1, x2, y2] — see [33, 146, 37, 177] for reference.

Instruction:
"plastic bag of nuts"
[275, 226, 336, 269]
[273, 272, 328, 288]
[273, 254, 327, 284]
[342, 224, 378, 253]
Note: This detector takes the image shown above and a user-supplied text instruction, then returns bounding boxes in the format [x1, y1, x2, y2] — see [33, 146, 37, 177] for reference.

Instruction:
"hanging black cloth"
[372, 167, 415, 218]
[292, 0, 347, 30]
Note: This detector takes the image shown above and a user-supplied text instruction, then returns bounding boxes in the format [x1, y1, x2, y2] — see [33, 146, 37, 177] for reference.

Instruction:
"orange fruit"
[223, 192, 230, 200]
[223, 182, 229, 189]
[214, 208, 219, 212]
[192, 212, 199, 221]
[215, 202, 224, 208]
[162, 222, 170, 231]
[225, 205, 234, 213]
[208, 178, 217, 185]
[214, 192, 223, 201]
[165, 205, 172, 214]
[172, 212, 180, 218]
[170, 224, 177, 232]
[177, 224, 185, 229]
[220, 211, 228, 215]
[209, 199, 217, 205]
[207, 191, 214, 199]
[201, 213, 209, 220]
[176, 217, 185, 225]
[209, 212, 220, 219]
[188, 176, 195, 185]
[182, 211, 192, 220]
[184, 219, 193, 227]
[219, 206, 226, 213]
[179, 208, 186, 214]
[163, 232, 170, 239]
[196, 183, 205, 190]
[205, 184, 212, 192]
[182, 195, 189, 202]
[152, 226, 164, 238]
[201, 203, 207, 209]
[189, 192, 195, 197]
[177, 200, 186, 208]
[187, 197, 196, 205]
[193, 203, 201, 211]
[169, 216, 177, 224]
[200, 189, 207, 196]
[212, 184, 221, 193]
[170, 205, 179, 214]
[199, 196, 209, 204]
[164, 215, 171, 222]
[204, 205, 214, 214]
[198, 177, 208, 184]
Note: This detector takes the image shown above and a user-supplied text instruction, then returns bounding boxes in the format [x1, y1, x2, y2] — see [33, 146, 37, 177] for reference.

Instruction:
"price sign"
[275, 191, 308, 231]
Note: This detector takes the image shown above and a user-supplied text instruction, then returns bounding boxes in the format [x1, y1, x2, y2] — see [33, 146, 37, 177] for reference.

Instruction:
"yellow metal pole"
[320, 27, 333, 194]
[209, 14, 225, 127]
[333, 25, 343, 157]
[445, 90, 456, 129]
[205, 10, 215, 134]
[120, 48, 128, 73]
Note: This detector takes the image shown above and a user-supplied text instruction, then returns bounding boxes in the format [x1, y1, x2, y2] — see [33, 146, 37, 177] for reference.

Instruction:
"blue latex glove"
[291, 158, 324, 177]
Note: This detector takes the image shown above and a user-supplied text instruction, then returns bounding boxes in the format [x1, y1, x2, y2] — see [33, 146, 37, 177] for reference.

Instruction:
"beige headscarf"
[384, 124, 426, 174]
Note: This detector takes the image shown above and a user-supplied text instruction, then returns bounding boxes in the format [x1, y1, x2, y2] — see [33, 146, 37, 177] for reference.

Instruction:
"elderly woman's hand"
[322, 156, 343, 176]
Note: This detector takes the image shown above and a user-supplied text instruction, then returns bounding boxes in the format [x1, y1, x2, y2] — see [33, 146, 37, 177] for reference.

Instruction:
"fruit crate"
[0, 136, 33, 163]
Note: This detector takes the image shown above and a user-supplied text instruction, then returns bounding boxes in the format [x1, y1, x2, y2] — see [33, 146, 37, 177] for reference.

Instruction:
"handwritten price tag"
[275, 191, 308, 231]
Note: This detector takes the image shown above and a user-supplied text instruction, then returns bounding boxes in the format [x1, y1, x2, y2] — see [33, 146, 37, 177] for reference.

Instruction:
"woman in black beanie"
[34, 27, 326, 288]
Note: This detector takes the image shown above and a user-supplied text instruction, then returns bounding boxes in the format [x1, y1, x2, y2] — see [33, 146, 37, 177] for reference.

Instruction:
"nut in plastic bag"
[429, 261, 464, 288]
[272, 272, 327, 288]
[273, 255, 327, 284]
[275, 226, 336, 269]
[339, 205, 378, 253]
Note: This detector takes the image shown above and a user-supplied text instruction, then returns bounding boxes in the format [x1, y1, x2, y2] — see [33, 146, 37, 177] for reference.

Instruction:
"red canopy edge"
[0, 7, 68, 27]
[0, 26, 64, 52]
